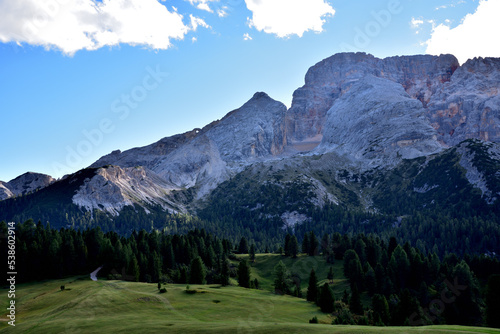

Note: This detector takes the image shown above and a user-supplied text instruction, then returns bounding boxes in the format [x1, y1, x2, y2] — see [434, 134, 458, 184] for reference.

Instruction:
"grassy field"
[1, 254, 500, 333]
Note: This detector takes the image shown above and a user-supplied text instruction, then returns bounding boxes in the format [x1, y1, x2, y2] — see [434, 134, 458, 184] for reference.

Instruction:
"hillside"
[2, 271, 500, 333]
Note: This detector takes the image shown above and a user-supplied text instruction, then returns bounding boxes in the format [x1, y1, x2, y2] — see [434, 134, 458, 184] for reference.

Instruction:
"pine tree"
[309, 231, 319, 256]
[220, 258, 230, 286]
[372, 294, 390, 325]
[302, 233, 309, 254]
[237, 259, 251, 288]
[131, 256, 140, 282]
[189, 256, 206, 284]
[349, 284, 363, 315]
[249, 243, 256, 262]
[317, 283, 335, 313]
[273, 260, 289, 295]
[284, 234, 292, 256]
[289, 235, 299, 258]
[307, 268, 318, 302]
[238, 237, 249, 254]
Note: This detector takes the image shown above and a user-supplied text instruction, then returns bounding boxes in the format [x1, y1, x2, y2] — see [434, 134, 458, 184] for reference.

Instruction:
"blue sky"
[0, 0, 498, 181]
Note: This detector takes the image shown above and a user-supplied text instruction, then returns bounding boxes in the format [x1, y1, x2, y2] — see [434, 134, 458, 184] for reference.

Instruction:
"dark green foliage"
[349, 284, 363, 315]
[249, 243, 256, 261]
[327, 267, 334, 284]
[220, 258, 231, 286]
[372, 294, 390, 325]
[284, 234, 299, 258]
[238, 237, 249, 254]
[159, 288, 167, 293]
[486, 275, 500, 328]
[60, 285, 65, 291]
[189, 256, 206, 284]
[306, 268, 318, 303]
[309, 316, 318, 324]
[237, 259, 251, 288]
[273, 260, 290, 295]
[317, 283, 335, 313]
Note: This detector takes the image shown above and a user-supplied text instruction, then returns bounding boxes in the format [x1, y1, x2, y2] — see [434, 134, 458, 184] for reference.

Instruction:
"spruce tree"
[237, 259, 251, 288]
[309, 231, 319, 256]
[307, 268, 318, 302]
[318, 283, 335, 313]
[349, 284, 363, 315]
[220, 258, 230, 286]
[273, 260, 289, 294]
[302, 233, 309, 254]
[189, 256, 206, 284]
[249, 244, 256, 262]
[289, 235, 299, 258]
[238, 237, 249, 254]
[372, 294, 390, 325]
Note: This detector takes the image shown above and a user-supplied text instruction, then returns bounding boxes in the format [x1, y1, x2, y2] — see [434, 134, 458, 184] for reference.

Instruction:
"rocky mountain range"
[2, 52, 499, 227]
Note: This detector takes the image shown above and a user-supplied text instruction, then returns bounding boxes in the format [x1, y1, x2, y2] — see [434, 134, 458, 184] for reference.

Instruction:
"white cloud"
[410, 17, 424, 34]
[192, 36, 197, 43]
[435, 0, 465, 11]
[243, 33, 252, 41]
[189, 14, 211, 30]
[425, 0, 500, 64]
[186, 0, 217, 13]
[217, 7, 228, 18]
[245, 0, 335, 38]
[410, 18, 424, 29]
[0, 0, 210, 55]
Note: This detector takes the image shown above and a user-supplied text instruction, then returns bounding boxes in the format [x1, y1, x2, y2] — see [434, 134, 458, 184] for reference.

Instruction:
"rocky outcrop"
[427, 57, 500, 146]
[286, 52, 459, 147]
[0, 172, 55, 200]
[318, 76, 443, 167]
[72, 166, 181, 215]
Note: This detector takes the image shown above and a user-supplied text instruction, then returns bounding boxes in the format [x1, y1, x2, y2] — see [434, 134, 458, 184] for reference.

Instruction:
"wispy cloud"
[243, 33, 252, 41]
[435, 0, 466, 11]
[185, 0, 218, 13]
[0, 0, 209, 55]
[426, 0, 500, 64]
[245, 0, 335, 38]
[410, 17, 424, 34]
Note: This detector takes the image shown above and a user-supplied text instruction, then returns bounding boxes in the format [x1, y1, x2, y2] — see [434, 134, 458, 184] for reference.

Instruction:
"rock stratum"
[2, 52, 500, 217]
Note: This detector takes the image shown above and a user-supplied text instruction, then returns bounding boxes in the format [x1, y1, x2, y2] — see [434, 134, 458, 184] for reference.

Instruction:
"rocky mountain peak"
[286, 52, 459, 146]
[427, 56, 500, 146]
[0, 172, 55, 200]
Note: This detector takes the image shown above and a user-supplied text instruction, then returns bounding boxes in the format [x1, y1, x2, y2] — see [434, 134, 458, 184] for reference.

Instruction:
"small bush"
[159, 288, 167, 294]
[309, 316, 318, 324]
[60, 285, 65, 291]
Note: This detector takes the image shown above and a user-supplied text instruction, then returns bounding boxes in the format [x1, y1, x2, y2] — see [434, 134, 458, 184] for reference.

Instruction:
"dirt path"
[90, 266, 103, 281]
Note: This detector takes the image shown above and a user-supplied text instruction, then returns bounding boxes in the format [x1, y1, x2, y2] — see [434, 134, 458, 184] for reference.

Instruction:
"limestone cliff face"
[427, 57, 500, 146]
[317, 76, 442, 167]
[286, 52, 459, 145]
[0, 172, 55, 200]
[72, 166, 181, 215]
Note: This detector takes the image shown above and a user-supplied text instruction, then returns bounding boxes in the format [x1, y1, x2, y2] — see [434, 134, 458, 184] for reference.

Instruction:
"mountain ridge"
[2, 52, 500, 225]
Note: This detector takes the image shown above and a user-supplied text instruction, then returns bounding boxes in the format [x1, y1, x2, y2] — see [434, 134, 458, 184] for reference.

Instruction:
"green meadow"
[1, 254, 499, 333]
